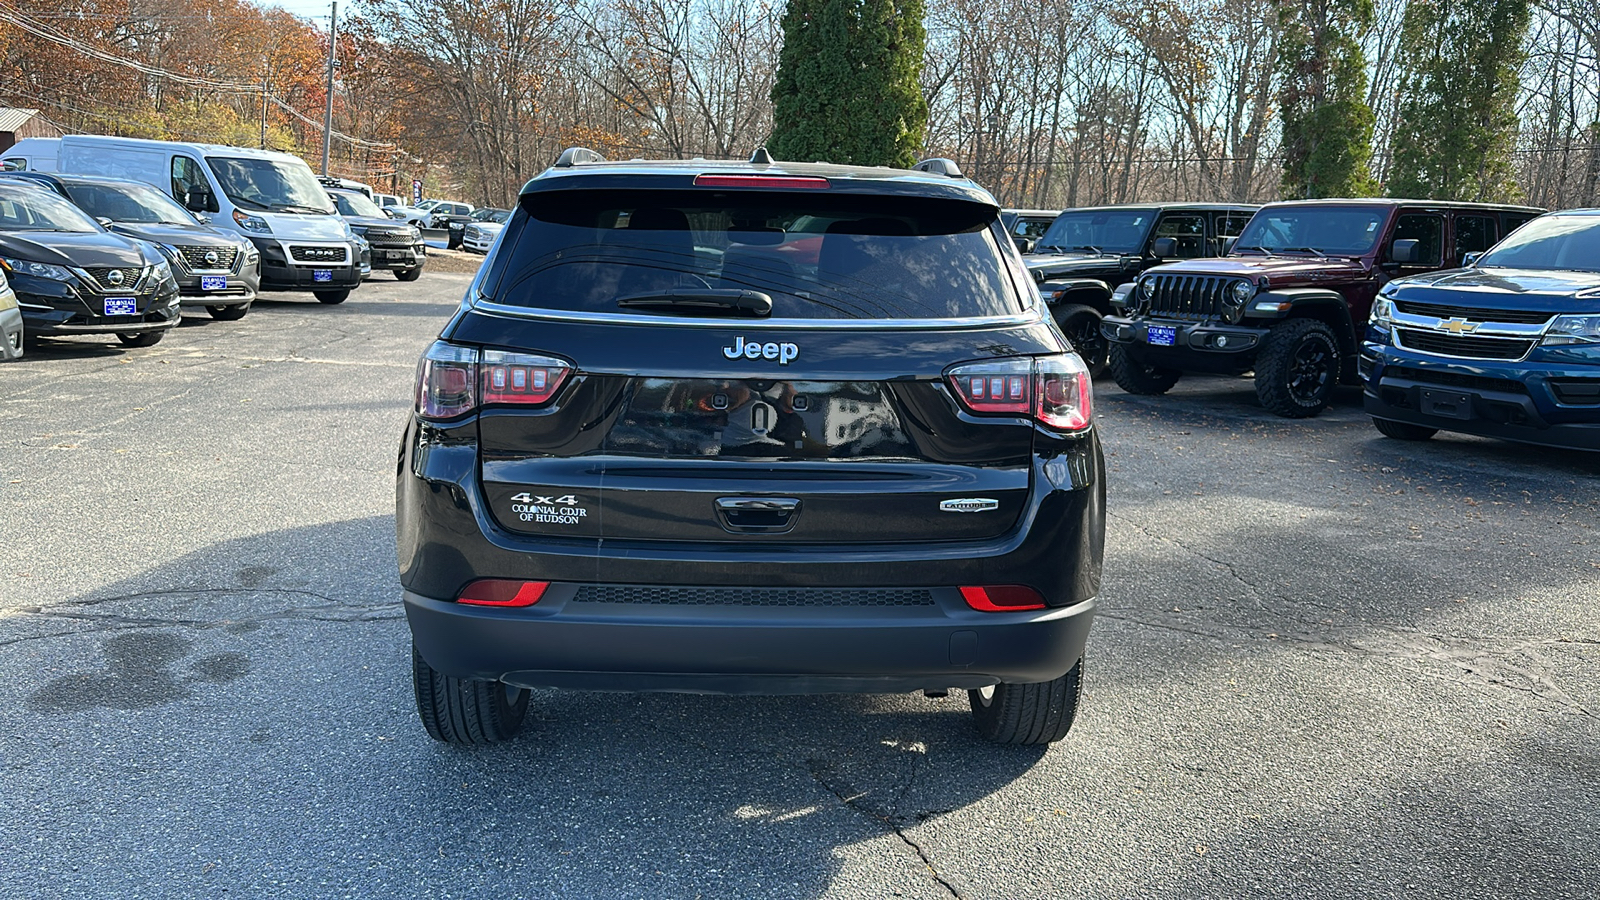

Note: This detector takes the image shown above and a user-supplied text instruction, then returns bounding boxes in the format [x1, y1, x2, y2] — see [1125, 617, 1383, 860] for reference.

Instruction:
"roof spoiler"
[912, 157, 964, 178]
[554, 147, 606, 168]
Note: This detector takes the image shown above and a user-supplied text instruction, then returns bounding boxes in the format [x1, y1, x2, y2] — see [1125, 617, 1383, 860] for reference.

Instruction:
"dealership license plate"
[104, 297, 137, 316]
[200, 275, 227, 292]
[1147, 325, 1177, 347]
[313, 269, 332, 283]
[1421, 389, 1474, 420]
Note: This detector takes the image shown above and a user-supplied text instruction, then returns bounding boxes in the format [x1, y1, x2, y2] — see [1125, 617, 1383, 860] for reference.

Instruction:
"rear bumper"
[1362, 342, 1600, 451]
[406, 588, 1095, 692]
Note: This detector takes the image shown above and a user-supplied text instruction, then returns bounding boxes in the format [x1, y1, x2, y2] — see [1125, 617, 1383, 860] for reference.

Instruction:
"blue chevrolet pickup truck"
[1362, 209, 1600, 451]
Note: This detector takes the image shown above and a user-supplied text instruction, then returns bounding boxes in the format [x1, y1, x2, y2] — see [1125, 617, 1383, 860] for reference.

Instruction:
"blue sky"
[250, 0, 338, 24]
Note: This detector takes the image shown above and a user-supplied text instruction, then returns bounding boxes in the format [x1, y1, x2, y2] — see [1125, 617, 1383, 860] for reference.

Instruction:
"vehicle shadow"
[0, 515, 1048, 898]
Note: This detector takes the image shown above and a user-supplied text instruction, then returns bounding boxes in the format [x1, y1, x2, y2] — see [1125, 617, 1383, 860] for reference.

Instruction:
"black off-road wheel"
[314, 289, 350, 304]
[1372, 417, 1437, 441]
[395, 267, 423, 282]
[207, 304, 248, 321]
[1054, 303, 1108, 377]
[1255, 318, 1340, 418]
[116, 331, 164, 347]
[1108, 344, 1181, 395]
[412, 645, 529, 745]
[969, 658, 1084, 745]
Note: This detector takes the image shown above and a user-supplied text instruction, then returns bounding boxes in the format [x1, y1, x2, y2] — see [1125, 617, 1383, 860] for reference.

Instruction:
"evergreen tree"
[769, 0, 928, 168]
[1276, 0, 1379, 199]
[1386, 0, 1531, 201]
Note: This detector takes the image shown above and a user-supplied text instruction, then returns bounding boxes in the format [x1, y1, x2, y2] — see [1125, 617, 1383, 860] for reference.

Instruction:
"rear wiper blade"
[617, 288, 773, 317]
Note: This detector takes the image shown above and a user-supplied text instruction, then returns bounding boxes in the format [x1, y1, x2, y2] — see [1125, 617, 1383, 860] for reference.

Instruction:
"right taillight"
[946, 354, 1093, 433]
[414, 341, 572, 420]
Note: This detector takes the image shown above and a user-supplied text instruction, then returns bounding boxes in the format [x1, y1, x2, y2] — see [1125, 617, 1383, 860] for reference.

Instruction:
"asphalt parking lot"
[1, 272, 1596, 899]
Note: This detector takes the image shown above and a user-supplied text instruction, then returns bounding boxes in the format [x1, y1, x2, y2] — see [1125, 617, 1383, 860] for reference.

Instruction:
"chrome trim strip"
[467, 296, 1048, 331]
[1390, 309, 1549, 338]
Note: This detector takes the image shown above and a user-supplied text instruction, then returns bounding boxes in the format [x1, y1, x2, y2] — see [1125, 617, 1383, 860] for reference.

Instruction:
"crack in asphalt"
[1100, 611, 1600, 722]
[0, 590, 402, 650]
[807, 757, 964, 899]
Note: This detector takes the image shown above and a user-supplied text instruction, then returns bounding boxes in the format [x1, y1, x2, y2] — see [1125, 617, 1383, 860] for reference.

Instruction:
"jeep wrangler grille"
[1147, 274, 1230, 319]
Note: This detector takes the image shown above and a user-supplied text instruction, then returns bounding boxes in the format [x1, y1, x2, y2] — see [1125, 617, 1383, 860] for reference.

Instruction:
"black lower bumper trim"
[406, 589, 1095, 692]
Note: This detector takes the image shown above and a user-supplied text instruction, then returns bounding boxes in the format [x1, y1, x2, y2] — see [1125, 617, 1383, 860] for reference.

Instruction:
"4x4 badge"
[940, 498, 999, 513]
[1438, 317, 1481, 335]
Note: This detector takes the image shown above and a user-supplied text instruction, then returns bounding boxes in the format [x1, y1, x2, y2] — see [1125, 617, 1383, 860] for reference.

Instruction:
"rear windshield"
[484, 190, 1020, 320]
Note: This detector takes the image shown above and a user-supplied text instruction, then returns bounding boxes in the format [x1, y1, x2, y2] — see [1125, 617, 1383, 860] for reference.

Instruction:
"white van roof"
[61, 134, 310, 165]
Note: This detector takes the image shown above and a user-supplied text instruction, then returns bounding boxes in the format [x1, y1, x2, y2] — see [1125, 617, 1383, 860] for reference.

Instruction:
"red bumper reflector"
[457, 580, 549, 607]
[960, 585, 1047, 612]
[693, 174, 830, 189]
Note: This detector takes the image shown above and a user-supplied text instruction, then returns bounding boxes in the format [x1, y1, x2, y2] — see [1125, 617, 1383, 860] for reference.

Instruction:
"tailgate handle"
[715, 496, 801, 534]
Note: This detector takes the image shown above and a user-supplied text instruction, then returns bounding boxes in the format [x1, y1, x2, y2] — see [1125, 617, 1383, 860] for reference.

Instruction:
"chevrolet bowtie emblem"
[1438, 317, 1480, 335]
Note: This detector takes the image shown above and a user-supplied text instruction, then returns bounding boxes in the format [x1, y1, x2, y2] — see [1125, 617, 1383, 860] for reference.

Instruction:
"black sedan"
[0, 180, 179, 347]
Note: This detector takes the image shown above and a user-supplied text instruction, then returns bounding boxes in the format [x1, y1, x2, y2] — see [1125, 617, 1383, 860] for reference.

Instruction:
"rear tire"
[1054, 304, 1108, 377]
[116, 331, 164, 347]
[395, 267, 422, 282]
[1372, 417, 1437, 441]
[207, 304, 248, 321]
[1108, 344, 1181, 394]
[969, 658, 1084, 745]
[314, 289, 350, 304]
[412, 644, 529, 745]
[1255, 318, 1339, 418]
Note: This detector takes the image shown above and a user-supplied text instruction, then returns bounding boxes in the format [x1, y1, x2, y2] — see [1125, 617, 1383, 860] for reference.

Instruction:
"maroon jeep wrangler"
[1100, 199, 1544, 417]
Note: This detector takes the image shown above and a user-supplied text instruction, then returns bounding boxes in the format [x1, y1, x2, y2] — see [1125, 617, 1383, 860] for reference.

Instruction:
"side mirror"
[1390, 239, 1420, 265]
[1462, 251, 1484, 267]
[1151, 237, 1177, 258]
[183, 187, 213, 213]
[386, 209, 405, 219]
[1223, 237, 1238, 254]
[94, 216, 114, 228]
[1012, 236, 1034, 254]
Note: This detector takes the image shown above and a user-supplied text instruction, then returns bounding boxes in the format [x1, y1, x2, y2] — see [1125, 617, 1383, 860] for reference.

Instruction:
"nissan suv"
[1101, 199, 1543, 417]
[398, 149, 1105, 746]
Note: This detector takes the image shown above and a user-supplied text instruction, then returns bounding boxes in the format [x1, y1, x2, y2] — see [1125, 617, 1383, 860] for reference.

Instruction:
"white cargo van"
[4, 136, 363, 303]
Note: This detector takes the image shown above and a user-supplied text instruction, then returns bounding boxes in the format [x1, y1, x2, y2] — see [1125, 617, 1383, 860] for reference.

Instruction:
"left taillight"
[414, 341, 572, 420]
[945, 353, 1093, 433]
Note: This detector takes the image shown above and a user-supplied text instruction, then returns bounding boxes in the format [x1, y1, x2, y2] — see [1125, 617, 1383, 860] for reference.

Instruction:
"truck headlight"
[1542, 314, 1600, 346]
[232, 209, 271, 233]
[1230, 280, 1254, 306]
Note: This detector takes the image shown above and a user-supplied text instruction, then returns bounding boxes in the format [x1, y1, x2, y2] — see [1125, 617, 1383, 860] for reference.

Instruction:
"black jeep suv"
[1023, 203, 1258, 374]
[398, 149, 1105, 745]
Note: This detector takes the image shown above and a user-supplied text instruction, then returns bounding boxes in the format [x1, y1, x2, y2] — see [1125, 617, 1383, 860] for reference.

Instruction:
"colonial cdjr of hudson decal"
[509, 492, 588, 525]
[940, 498, 1000, 513]
[723, 336, 799, 365]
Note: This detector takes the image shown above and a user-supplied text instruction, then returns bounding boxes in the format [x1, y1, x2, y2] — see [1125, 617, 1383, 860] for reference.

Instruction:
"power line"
[0, 0, 397, 151]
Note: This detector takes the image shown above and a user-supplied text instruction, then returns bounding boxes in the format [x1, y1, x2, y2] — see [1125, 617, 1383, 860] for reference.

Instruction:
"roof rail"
[749, 147, 774, 165]
[554, 147, 606, 168]
[912, 157, 964, 178]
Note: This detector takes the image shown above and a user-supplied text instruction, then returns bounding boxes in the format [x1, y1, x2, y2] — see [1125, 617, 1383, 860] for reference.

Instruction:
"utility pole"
[260, 60, 269, 150]
[321, 1, 338, 176]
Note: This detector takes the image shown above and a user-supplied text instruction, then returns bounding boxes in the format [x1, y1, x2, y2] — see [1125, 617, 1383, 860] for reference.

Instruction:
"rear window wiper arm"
[617, 289, 773, 317]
